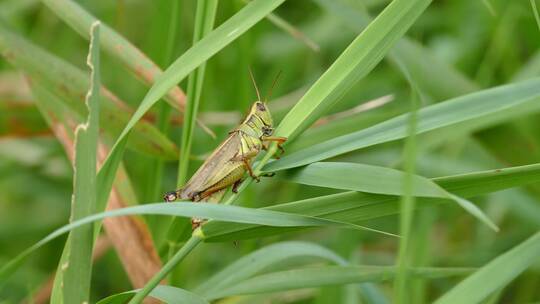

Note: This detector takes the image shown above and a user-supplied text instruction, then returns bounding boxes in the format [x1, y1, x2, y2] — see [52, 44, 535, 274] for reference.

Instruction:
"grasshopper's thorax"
[234, 101, 274, 138]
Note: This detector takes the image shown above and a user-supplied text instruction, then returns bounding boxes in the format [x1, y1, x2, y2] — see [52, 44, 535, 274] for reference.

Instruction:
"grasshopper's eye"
[256, 102, 266, 111]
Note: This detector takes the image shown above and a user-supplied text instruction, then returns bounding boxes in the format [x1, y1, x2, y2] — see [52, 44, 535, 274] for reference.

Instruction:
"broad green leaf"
[205, 266, 473, 300]
[97, 285, 209, 304]
[195, 241, 348, 296]
[0, 21, 178, 159]
[435, 230, 540, 304]
[0, 202, 385, 283]
[203, 163, 540, 241]
[56, 22, 100, 304]
[284, 162, 497, 230]
[274, 0, 433, 141]
[265, 78, 540, 172]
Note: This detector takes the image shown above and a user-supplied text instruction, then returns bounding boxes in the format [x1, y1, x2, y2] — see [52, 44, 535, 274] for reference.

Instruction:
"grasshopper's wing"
[181, 133, 242, 198]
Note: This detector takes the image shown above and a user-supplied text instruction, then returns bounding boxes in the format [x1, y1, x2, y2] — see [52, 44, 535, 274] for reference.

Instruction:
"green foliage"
[1, 0, 540, 303]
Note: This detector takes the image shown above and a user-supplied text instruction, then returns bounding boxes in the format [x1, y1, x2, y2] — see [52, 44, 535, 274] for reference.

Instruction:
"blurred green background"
[1, 0, 540, 303]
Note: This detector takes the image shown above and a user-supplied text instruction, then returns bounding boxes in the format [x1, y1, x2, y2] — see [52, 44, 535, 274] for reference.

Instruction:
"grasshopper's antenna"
[248, 68, 262, 101]
[265, 70, 282, 102]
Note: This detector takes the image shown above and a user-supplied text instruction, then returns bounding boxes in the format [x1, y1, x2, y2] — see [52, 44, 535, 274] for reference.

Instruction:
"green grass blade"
[195, 241, 347, 296]
[202, 163, 540, 241]
[285, 162, 497, 231]
[205, 266, 472, 300]
[313, 0, 478, 100]
[285, 162, 448, 198]
[0, 202, 383, 283]
[56, 22, 100, 304]
[273, 0, 433, 142]
[177, 0, 218, 185]
[434, 231, 540, 304]
[97, 285, 209, 304]
[265, 78, 540, 172]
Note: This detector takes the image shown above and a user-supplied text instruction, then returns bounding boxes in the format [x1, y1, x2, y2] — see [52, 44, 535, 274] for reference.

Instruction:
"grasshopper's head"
[251, 101, 274, 136]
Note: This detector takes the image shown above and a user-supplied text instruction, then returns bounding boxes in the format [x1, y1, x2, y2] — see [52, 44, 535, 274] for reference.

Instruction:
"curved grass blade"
[286, 162, 448, 197]
[203, 163, 540, 241]
[56, 22, 100, 304]
[205, 266, 473, 300]
[265, 78, 540, 172]
[434, 231, 540, 304]
[97, 285, 209, 304]
[0, 202, 385, 283]
[195, 241, 347, 296]
[285, 162, 497, 230]
[273, 0, 433, 142]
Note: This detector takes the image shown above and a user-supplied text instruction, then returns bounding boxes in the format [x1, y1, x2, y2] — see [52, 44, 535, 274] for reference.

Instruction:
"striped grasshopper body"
[163, 101, 286, 226]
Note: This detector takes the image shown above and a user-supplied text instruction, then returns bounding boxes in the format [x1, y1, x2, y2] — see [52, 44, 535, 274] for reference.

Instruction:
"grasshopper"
[164, 74, 286, 227]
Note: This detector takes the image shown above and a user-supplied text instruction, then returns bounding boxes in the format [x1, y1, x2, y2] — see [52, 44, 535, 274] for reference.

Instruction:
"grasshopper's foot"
[192, 192, 202, 202]
[192, 218, 203, 229]
[276, 144, 285, 159]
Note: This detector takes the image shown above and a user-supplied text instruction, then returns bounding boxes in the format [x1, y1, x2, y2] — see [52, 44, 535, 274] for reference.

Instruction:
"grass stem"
[129, 230, 204, 304]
